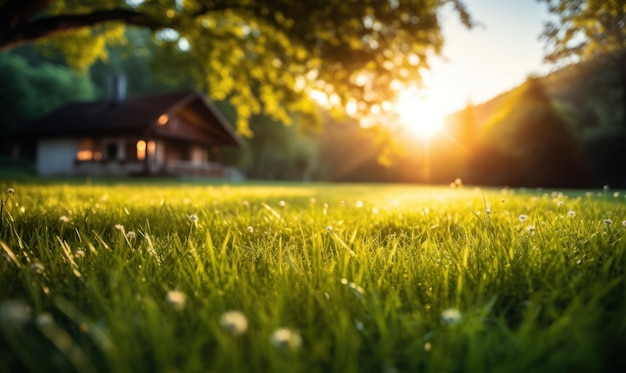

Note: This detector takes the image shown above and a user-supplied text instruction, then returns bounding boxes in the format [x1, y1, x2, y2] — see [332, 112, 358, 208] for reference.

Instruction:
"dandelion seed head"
[270, 328, 302, 351]
[485, 208, 491, 214]
[518, 214, 528, 222]
[355, 200, 363, 208]
[604, 219, 612, 226]
[247, 226, 254, 234]
[326, 225, 333, 233]
[6, 188, 15, 195]
[441, 308, 462, 325]
[126, 231, 136, 239]
[219, 310, 248, 336]
[526, 225, 536, 234]
[114, 224, 125, 232]
[622, 220, 626, 228]
[340, 278, 348, 285]
[74, 249, 85, 259]
[58, 216, 69, 223]
[189, 214, 198, 223]
[165, 290, 186, 310]
[567, 210, 576, 217]
[278, 200, 286, 207]
[556, 201, 564, 207]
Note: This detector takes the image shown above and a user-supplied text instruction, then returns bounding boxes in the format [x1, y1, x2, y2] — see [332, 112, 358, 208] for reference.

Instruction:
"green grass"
[1, 182, 625, 372]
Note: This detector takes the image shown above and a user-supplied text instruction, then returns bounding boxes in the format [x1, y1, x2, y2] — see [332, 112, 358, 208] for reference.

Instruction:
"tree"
[0, 0, 473, 136]
[539, 0, 626, 128]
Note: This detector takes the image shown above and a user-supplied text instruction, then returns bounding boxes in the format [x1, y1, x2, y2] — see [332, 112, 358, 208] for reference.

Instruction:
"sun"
[394, 86, 448, 139]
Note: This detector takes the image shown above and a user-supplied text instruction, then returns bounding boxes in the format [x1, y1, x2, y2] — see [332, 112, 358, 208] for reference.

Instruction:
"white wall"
[37, 139, 78, 175]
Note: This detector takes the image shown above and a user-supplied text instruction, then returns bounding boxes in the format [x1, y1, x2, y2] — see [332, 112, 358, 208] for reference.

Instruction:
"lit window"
[157, 114, 169, 126]
[147, 140, 156, 156]
[76, 150, 93, 161]
[137, 140, 146, 160]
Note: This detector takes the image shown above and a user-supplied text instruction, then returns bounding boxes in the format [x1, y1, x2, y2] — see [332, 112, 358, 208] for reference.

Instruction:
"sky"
[423, 0, 552, 113]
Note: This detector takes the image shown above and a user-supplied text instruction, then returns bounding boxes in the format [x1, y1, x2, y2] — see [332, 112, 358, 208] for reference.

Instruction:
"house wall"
[37, 139, 78, 175]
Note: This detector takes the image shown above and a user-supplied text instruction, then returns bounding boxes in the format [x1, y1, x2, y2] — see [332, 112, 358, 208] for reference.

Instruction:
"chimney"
[107, 73, 127, 105]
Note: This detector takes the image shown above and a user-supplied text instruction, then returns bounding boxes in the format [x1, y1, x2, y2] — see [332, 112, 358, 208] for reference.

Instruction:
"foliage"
[468, 77, 591, 187]
[0, 52, 95, 138]
[538, 0, 626, 127]
[1, 182, 626, 372]
[0, 0, 473, 135]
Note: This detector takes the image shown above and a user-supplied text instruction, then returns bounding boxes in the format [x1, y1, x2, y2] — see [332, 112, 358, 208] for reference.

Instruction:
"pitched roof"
[15, 90, 242, 146]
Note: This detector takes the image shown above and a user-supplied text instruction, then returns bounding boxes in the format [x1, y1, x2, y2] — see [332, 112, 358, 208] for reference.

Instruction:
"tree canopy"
[0, 0, 472, 135]
[539, 0, 626, 127]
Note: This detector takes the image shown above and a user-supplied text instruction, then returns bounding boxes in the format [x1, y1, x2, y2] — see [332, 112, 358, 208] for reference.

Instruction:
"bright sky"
[425, 0, 551, 113]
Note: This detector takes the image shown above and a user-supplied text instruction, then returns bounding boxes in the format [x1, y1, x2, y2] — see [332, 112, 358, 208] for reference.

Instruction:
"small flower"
[485, 208, 491, 215]
[247, 226, 254, 234]
[556, 200, 564, 207]
[270, 328, 302, 351]
[278, 200, 286, 207]
[567, 210, 576, 217]
[30, 263, 45, 275]
[6, 188, 15, 196]
[165, 290, 186, 310]
[355, 200, 363, 208]
[326, 225, 333, 233]
[518, 214, 528, 222]
[603, 219, 612, 226]
[58, 216, 69, 223]
[114, 224, 125, 232]
[441, 308, 462, 325]
[126, 231, 136, 239]
[0, 300, 31, 328]
[219, 310, 248, 336]
[189, 214, 198, 223]
[526, 225, 536, 235]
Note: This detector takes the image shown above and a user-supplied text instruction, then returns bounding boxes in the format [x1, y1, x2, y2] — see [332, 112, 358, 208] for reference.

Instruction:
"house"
[14, 84, 243, 178]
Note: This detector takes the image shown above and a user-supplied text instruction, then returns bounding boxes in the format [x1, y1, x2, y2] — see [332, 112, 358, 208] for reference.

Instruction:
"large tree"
[539, 0, 626, 128]
[0, 0, 472, 135]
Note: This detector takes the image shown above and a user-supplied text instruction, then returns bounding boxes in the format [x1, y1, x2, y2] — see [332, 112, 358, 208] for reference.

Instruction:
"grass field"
[1, 181, 625, 372]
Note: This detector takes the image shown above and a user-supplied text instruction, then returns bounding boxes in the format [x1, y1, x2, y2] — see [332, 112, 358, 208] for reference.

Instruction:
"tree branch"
[0, 7, 165, 50]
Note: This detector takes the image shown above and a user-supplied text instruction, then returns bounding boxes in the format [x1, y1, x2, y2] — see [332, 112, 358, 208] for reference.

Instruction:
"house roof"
[14, 90, 242, 146]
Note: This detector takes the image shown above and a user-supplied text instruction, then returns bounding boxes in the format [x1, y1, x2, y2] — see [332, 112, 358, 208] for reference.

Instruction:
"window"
[105, 143, 118, 160]
[76, 139, 101, 161]
[136, 140, 146, 160]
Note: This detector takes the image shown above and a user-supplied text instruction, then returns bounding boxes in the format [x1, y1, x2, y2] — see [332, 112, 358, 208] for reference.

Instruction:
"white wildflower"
[526, 225, 536, 235]
[6, 188, 15, 195]
[58, 216, 69, 223]
[165, 290, 186, 310]
[126, 231, 136, 239]
[270, 328, 302, 351]
[30, 263, 45, 275]
[567, 210, 576, 217]
[603, 219, 612, 226]
[441, 308, 462, 325]
[247, 226, 254, 234]
[0, 300, 31, 328]
[278, 200, 286, 207]
[219, 310, 248, 336]
[326, 225, 333, 233]
[518, 214, 528, 222]
[189, 214, 198, 223]
[355, 200, 363, 208]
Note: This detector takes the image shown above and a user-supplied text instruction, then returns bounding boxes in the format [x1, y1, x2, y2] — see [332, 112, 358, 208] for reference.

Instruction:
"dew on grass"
[270, 328, 302, 351]
[219, 310, 248, 336]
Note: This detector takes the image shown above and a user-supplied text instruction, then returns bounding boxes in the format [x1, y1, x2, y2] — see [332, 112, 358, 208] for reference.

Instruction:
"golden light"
[157, 114, 169, 126]
[394, 86, 447, 139]
[136, 140, 146, 160]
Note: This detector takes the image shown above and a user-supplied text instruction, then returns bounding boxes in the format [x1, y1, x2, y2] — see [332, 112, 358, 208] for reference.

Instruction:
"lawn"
[1, 181, 625, 372]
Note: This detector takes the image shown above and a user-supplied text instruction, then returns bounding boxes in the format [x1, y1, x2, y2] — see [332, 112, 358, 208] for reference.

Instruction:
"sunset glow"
[394, 86, 448, 139]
